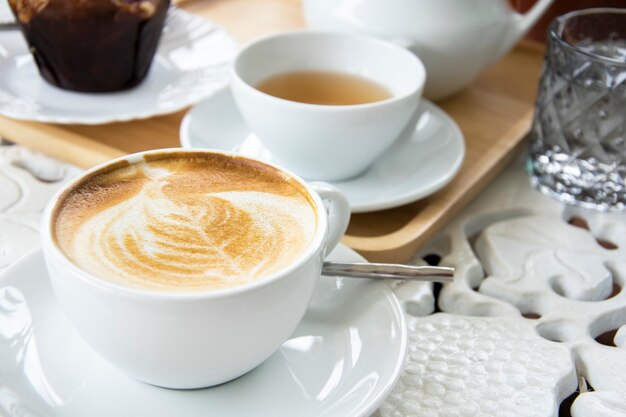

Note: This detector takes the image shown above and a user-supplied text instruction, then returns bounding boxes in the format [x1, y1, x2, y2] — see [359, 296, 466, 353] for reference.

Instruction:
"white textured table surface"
[1, 140, 625, 417]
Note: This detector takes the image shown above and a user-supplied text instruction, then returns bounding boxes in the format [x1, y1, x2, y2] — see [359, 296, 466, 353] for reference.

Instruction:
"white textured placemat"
[382, 149, 626, 417]
[1, 140, 626, 416]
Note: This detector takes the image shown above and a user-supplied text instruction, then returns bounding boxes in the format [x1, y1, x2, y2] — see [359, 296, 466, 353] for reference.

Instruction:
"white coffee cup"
[40, 148, 350, 389]
[231, 31, 425, 181]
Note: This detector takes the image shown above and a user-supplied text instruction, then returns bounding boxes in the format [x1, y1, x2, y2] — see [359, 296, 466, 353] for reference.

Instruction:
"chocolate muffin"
[9, 0, 170, 93]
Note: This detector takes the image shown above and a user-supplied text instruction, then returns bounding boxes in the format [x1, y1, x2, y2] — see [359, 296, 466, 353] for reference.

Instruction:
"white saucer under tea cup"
[180, 87, 465, 212]
[231, 31, 426, 181]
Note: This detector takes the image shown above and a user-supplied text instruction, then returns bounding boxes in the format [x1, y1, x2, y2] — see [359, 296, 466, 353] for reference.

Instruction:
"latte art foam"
[53, 153, 318, 292]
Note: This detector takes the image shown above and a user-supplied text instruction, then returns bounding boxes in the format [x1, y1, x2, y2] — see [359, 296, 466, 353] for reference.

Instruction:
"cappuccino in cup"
[42, 149, 350, 388]
[52, 152, 318, 292]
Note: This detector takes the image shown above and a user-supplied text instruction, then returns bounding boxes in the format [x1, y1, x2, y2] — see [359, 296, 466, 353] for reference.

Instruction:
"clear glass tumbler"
[528, 8, 626, 210]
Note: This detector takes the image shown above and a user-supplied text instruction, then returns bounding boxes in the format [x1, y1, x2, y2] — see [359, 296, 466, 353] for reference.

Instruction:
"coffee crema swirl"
[53, 153, 318, 292]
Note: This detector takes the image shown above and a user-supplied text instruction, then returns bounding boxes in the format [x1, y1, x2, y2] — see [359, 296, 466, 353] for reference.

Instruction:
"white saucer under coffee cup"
[231, 31, 426, 181]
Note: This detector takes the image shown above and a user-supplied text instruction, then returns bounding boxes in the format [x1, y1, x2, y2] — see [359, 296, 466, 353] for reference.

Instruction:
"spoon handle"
[322, 262, 454, 283]
[0, 22, 19, 31]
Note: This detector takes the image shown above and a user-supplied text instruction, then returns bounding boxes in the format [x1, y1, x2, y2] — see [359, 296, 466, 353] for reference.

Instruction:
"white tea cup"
[231, 31, 425, 181]
[40, 148, 350, 389]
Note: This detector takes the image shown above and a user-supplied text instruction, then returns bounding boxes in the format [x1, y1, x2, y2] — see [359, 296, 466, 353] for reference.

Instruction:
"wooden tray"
[0, 0, 545, 263]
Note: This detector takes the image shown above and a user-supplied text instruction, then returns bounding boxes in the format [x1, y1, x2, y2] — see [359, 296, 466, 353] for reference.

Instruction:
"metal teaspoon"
[322, 262, 454, 283]
[0, 22, 19, 31]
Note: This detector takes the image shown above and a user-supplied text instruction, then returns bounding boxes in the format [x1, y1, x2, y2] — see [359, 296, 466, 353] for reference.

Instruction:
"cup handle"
[310, 182, 351, 257]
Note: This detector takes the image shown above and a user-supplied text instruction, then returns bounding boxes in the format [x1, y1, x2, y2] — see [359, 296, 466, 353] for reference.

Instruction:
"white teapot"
[303, 0, 553, 100]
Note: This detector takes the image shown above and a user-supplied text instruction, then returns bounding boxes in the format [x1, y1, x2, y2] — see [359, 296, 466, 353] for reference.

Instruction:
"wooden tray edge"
[343, 109, 534, 263]
[0, 116, 125, 168]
